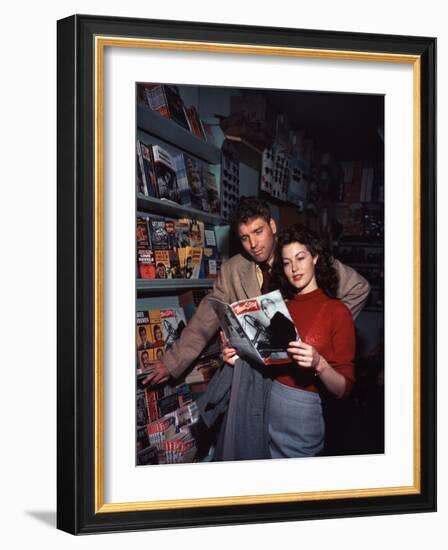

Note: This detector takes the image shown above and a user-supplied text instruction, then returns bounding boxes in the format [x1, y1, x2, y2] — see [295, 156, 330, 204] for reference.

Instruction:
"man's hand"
[220, 331, 239, 366]
[142, 360, 171, 386]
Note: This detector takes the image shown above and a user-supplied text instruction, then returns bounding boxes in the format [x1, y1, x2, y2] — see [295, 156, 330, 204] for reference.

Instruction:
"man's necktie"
[260, 262, 271, 294]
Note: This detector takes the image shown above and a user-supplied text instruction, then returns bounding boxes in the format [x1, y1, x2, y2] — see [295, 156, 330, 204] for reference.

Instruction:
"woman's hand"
[220, 331, 239, 366]
[287, 340, 346, 397]
[287, 340, 321, 369]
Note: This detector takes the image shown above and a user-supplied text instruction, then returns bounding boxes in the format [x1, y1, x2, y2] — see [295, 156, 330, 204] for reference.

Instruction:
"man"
[139, 350, 152, 371]
[143, 196, 370, 386]
[152, 324, 164, 347]
[137, 326, 153, 350]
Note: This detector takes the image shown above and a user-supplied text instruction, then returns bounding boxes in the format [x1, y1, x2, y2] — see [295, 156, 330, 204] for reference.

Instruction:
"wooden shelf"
[137, 195, 226, 225]
[137, 105, 221, 164]
[137, 278, 215, 293]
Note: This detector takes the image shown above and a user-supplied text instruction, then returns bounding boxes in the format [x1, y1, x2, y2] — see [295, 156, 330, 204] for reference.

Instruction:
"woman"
[221, 224, 356, 459]
[269, 224, 355, 458]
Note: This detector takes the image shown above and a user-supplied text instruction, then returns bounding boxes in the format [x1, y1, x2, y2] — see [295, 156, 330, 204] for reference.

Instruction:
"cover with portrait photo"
[149, 311, 165, 349]
[208, 289, 299, 366]
[154, 250, 172, 279]
[136, 311, 153, 351]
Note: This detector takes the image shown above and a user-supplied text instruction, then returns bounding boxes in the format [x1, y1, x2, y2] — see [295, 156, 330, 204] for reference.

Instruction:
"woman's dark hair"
[271, 224, 339, 299]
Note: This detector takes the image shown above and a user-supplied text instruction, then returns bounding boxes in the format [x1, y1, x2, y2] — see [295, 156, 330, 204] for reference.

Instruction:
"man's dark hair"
[141, 351, 149, 360]
[272, 224, 339, 299]
[138, 326, 146, 335]
[230, 196, 271, 231]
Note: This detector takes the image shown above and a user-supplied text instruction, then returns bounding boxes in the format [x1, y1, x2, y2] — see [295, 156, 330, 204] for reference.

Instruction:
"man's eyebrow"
[251, 225, 264, 233]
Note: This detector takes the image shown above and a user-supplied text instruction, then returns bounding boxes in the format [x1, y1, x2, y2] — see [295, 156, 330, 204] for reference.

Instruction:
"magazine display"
[138, 217, 218, 281]
[135, 293, 221, 465]
[208, 290, 299, 366]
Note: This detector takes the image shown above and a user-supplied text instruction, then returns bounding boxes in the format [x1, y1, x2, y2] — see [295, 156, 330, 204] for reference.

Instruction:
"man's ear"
[269, 218, 277, 235]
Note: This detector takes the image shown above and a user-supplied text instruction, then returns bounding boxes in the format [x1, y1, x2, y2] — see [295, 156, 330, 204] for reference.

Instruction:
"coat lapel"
[239, 258, 260, 298]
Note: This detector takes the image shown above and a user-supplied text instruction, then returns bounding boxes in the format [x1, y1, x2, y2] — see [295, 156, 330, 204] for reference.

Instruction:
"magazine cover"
[154, 250, 171, 279]
[149, 220, 169, 249]
[173, 153, 193, 206]
[142, 84, 190, 131]
[184, 246, 203, 279]
[164, 221, 181, 278]
[183, 154, 206, 211]
[136, 140, 158, 197]
[168, 248, 181, 278]
[137, 348, 155, 372]
[152, 145, 180, 203]
[136, 216, 157, 278]
[137, 249, 156, 279]
[202, 247, 221, 279]
[174, 218, 191, 248]
[136, 216, 151, 248]
[149, 310, 165, 348]
[202, 169, 220, 214]
[201, 224, 221, 278]
[136, 311, 153, 351]
[208, 290, 299, 366]
[136, 397, 149, 431]
[160, 308, 187, 350]
[136, 155, 147, 196]
[188, 219, 205, 247]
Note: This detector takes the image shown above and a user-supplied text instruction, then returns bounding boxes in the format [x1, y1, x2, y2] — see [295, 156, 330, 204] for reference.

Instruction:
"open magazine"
[208, 290, 299, 366]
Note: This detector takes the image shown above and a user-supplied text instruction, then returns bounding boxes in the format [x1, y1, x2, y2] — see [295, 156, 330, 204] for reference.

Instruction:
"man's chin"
[251, 253, 268, 263]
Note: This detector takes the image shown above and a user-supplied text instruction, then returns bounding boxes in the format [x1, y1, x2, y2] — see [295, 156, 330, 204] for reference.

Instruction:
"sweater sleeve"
[328, 302, 356, 397]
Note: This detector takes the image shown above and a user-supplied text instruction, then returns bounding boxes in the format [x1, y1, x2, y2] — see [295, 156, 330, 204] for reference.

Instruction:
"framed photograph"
[57, 14, 436, 534]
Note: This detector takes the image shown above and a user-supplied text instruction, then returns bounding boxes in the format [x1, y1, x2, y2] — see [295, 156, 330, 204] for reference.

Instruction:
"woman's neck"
[296, 279, 318, 295]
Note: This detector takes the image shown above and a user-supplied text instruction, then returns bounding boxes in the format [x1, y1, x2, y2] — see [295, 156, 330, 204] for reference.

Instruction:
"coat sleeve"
[162, 261, 232, 379]
[333, 258, 371, 319]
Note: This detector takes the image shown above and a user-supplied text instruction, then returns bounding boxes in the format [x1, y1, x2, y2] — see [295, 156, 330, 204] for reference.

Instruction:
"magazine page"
[230, 290, 299, 365]
[207, 297, 265, 365]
